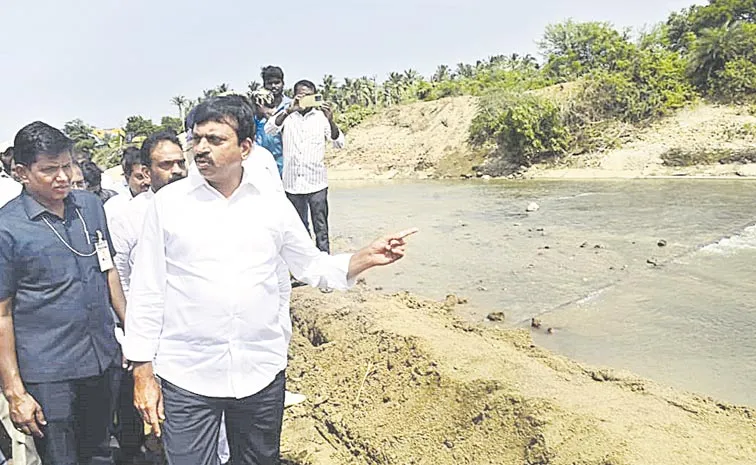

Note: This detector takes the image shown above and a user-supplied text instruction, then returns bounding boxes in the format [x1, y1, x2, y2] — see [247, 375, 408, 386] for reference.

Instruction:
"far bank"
[326, 97, 756, 181]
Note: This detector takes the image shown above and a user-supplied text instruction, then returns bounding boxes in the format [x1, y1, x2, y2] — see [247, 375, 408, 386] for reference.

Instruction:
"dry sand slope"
[326, 97, 756, 180]
[280, 285, 756, 465]
[327, 97, 481, 181]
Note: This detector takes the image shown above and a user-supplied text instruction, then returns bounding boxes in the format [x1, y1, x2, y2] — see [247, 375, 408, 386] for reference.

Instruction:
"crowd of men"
[0, 65, 417, 465]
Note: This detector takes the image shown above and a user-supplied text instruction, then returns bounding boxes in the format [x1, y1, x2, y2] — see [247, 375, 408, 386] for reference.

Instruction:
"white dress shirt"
[109, 190, 153, 296]
[0, 175, 21, 209]
[265, 109, 345, 195]
[104, 191, 134, 226]
[123, 150, 353, 399]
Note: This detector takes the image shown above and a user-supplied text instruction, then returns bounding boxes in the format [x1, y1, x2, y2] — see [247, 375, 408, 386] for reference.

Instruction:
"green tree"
[124, 116, 159, 141]
[321, 75, 336, 101]
[170, 95, 188, 121]
[247, 81, 261, 96]
[688, 21, 756, 89]
[160, 116, 184, 134]
[432, 64, 451, 82]
[539, 20, 636, 81]
[63, 119, 97, 152]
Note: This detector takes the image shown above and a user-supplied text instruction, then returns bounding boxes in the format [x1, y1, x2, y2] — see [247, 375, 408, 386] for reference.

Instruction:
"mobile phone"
[299, 94, 323, 108]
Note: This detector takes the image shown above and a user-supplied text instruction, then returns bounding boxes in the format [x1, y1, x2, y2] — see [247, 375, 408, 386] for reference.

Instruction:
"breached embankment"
[280, 285, 755, 465]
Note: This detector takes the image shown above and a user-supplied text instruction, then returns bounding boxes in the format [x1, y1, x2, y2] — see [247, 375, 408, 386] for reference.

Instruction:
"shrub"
[335, 105, 377, 132]
[711, 57, 756, 102]
[470, 92, 571, 168]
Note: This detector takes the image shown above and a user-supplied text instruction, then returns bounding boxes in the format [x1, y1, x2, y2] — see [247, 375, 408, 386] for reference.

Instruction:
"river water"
[328, 179, 756, 407]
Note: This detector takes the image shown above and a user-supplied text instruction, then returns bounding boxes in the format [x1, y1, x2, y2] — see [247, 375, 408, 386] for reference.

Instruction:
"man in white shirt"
[0, 168, 21, 208]
[124, 95, 416, 465]
[104, 147, 151, 219]
[265, 79, 344, 258]
[108, 130, 187, 464]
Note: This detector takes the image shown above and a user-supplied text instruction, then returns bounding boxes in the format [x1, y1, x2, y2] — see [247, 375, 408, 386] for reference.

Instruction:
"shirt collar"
[21, 189, 81, 220]
[186, 158, 267, 196]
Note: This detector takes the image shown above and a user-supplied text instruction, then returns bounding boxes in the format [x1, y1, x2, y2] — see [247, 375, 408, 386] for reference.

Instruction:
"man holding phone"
[265, 80, 344, 292]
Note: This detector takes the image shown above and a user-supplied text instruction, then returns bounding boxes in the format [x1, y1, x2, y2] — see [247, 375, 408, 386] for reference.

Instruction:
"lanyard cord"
[41, 208, 97, 257]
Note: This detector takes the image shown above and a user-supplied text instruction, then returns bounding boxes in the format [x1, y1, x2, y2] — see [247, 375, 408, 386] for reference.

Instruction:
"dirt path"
[280, 285, 756, 465]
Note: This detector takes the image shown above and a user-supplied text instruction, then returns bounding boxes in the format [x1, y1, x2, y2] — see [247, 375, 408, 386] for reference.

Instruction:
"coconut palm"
[321, 75, 336, 101]
[403, 69, 422, 86]
[689, 22, 748, 87]
[432, 65, 451, 82]
[170, 95, 188, 121]
[247, 81, 261, 95]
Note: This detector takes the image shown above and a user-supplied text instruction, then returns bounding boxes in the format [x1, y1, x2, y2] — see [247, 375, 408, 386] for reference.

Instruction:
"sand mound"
[327, 97, 481, 181]
[280, 285, 756, 464]
[529, 103, 756, 179]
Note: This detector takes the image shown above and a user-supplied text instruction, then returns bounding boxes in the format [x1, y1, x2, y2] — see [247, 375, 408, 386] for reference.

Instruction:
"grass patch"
[661, 147, 756, 166]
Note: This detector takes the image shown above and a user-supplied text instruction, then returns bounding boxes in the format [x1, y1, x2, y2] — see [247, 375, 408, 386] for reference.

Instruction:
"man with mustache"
[123, 95, 416, 465]
[0, 121, 127, 465]
[108, 130, 188, 464]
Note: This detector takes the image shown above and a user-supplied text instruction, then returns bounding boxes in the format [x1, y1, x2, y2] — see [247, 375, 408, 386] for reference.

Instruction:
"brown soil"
[327, 97, 483, 181]
[280, 285, 756, 465]
[327, 98, 756, 181]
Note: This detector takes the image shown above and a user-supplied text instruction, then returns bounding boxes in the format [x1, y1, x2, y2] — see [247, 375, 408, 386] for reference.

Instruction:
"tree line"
[64, 0, 756, 169]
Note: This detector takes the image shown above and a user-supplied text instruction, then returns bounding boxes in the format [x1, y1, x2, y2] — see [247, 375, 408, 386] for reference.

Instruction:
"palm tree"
[689, 22, 747, 87]
[321, 75, 336, 101]
[432, 65, 451, 82]
[403, 69, 421, 86]
[170, 95, 188, 121]
[247, 81, 261, 96]
[455, 63, 475, 79]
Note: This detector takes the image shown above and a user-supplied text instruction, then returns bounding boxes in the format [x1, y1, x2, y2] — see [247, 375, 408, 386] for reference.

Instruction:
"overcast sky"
[0, 0, 701, 142]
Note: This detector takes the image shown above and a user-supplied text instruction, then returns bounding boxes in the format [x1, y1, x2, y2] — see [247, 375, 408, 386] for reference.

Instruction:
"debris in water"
[531, 318, 542, 329]
[657, 239, 667, 247]
[486, 312, 506, 322]
[526, 202, 540, 212]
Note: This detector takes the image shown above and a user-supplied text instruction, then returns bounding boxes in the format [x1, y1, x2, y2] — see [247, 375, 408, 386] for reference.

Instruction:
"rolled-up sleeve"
[279, 199, 354, 290]
[123, 199, 166, 362]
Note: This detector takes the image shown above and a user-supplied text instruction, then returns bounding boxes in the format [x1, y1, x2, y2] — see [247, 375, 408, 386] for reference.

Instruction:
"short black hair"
[80, 160, 103, 188]
[293, 80, 317, 94]
[261, 66, 284, 82]
[140, 130, 182, 167]
[191, 95, 256, 144]
[121, 147, 142, 177]
[13, 121, 73, 167]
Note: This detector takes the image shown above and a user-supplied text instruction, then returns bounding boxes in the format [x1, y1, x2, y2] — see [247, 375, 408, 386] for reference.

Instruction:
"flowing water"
[328, 179, 756, 406]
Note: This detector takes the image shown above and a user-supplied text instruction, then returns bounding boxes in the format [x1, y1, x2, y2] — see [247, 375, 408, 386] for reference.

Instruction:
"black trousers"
[286, 188, 330, 253]
[112, 369, 144, 462]
[26, 367, 116, 465]
[161, 371, 285, 465]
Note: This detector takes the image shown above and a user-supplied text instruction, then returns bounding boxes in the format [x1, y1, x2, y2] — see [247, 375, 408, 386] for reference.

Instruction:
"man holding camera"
[265, 80, 344, 290]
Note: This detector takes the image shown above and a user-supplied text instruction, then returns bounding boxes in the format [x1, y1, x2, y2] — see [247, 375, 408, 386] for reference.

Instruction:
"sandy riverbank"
[280, 285, 756, 465]
[327, 98, 756, 181]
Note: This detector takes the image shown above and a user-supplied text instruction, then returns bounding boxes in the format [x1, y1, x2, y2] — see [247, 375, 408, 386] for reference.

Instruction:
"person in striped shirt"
[264, 80, 344, 274]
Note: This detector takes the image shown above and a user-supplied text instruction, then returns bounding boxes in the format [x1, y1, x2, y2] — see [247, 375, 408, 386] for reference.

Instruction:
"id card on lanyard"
[95, 230, 114, 272]
[43, 208, 113, 272]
